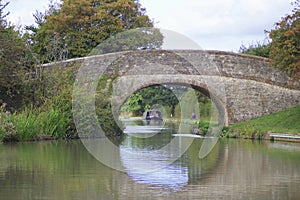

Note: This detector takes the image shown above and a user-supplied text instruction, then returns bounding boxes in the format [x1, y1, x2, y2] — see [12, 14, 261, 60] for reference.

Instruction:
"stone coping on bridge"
[42, 49, 269, 67]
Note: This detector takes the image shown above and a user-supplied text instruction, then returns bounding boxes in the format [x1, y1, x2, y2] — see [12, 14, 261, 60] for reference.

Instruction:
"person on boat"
[190, 112, 196, 119]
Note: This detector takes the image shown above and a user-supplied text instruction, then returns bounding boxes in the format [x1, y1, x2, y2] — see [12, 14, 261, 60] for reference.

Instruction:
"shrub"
[0, 104, 18, 142]
[198, 120, 210, 136]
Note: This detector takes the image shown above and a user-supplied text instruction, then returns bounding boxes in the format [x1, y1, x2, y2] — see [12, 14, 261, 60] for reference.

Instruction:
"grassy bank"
[221, 105, 300, 139]
[0, 65, 122, 143]
[0, 103, 76, 143]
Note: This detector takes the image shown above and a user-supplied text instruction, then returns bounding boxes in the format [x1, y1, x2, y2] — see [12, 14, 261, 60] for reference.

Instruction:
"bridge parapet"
[43, 50, 299, 89]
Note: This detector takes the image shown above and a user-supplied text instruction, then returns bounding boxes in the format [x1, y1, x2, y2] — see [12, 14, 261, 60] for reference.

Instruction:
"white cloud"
[6, 0, 59, 26]
[5, 0, 294, 51]
[140, 0, 294, 50]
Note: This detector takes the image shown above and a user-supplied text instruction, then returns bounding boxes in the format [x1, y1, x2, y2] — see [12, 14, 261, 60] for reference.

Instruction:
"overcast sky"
[6, 0, 294, 52]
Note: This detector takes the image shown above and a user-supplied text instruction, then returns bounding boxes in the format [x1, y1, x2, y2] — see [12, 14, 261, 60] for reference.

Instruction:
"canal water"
[0, 124, 300, 199]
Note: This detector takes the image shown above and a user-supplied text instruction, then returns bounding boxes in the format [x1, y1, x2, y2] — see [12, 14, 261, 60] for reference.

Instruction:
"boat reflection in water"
[123, 125, 168, 135]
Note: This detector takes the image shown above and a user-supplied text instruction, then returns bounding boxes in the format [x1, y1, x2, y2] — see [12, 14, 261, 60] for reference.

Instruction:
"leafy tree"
[90, 28, 163, 55]
[239, 42, 271, 58]
[122, 85, 179, 116]
[27, 0, 162, 63]
[140, 85, 180, 116]
[239, 1, 299, 79]
[121, 93, 143, 115]
[124, 85, 213, 118]
[0, 1, 34, 98]
[0, 0, 9, 25]
[269, 0, 300, 79]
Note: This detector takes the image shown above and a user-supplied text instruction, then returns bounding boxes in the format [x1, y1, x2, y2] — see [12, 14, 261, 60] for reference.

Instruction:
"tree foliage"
[121, 93, 143, 114]
[27, 0, 161, 63]
[122, 85, 179, 116]
[90, 28, 163, 55]
[139, 85, 179, 116]
[239, 1, 300, 79]
[239, 42, 271, 58]
[0, 1, 34, 96]
[269, 0, 300, 79]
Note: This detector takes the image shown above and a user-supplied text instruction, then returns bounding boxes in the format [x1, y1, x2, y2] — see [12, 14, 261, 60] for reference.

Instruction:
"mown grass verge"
[221, 105, 300, 139]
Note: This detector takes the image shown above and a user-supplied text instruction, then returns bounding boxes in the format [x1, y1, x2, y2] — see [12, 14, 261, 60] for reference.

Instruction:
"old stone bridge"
[45, 50, 300, 126]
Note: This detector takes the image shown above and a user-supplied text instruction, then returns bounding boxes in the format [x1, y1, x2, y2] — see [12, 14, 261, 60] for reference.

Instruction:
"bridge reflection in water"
[120, 121, 224, 190]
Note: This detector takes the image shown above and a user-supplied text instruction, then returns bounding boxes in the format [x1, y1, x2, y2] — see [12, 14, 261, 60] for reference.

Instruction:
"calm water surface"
[0, 125, 300, 200]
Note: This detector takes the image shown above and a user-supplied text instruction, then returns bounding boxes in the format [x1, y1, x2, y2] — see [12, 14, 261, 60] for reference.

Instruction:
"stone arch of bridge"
[108, 50, 229, 126]
[112, 76, 228, 126]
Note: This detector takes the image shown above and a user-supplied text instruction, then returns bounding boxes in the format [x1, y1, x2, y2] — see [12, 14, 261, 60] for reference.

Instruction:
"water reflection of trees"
[0, 140, 300, 199]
